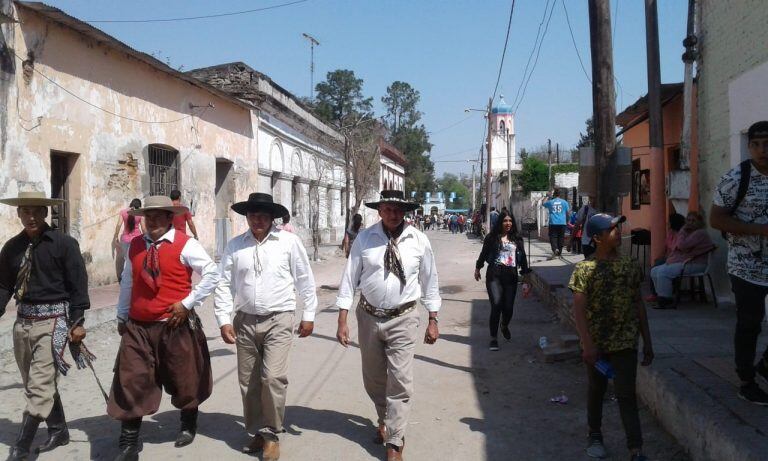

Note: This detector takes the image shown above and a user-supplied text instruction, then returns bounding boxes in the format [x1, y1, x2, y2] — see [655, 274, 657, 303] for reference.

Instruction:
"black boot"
[7, 413, 42, 461]
[174, 409, 198, 448]
[114, 418, 141, 461]
[36, 395, 70, 453]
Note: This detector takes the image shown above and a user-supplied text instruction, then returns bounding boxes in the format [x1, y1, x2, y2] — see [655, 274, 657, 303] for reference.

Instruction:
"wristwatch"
[429, 316, 439, 324]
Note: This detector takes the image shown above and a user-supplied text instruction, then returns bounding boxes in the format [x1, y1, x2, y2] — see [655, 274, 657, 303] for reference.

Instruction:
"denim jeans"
[731, 275, 768, 382]
[649, 262, 706, 298]
[485, 265, 518, 338]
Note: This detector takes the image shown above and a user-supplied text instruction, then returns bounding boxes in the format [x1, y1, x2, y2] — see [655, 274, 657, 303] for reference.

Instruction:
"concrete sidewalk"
[525, 238, 768, 461]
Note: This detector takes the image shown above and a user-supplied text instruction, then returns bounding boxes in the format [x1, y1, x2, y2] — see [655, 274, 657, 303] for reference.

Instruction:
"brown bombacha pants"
[13, 317, 59, 419]
[107, 317, 212, 420]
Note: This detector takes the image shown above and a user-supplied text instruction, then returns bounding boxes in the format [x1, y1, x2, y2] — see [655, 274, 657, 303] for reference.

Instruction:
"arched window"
[499, 120, 506, 133]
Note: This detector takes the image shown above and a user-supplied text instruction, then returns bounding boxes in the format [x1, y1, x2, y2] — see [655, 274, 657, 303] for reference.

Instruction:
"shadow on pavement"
[284, 406, 381, 458]
[0, 410, 247, 460]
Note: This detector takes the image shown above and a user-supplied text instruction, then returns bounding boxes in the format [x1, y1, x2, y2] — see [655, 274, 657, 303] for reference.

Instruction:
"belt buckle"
[373, 308, 387, 318]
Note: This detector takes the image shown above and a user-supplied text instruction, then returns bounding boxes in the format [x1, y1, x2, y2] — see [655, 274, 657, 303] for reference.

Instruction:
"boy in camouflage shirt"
[569, 213, 654, 461]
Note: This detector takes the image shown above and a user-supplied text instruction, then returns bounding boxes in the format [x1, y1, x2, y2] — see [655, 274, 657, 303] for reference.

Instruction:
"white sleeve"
[336, 233, 364, 310]
[418, 235, 442, 312]
[290, 237, 318, 321]
[180, 238, 219, 310]
[213, 241, 235, 327]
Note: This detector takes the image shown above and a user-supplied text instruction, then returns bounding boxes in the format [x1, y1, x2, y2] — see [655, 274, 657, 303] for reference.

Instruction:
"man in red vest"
[107, 196, 219, 460]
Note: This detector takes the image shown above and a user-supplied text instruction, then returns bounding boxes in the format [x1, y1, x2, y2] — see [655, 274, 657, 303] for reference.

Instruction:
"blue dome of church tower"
[491, 95, 513, 115]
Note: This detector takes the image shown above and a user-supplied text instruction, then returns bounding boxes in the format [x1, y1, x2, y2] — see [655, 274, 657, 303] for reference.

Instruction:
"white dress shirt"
[214, 226, 318, 327]
[336, 221, 441, 312]
[117, 228, 220, 321]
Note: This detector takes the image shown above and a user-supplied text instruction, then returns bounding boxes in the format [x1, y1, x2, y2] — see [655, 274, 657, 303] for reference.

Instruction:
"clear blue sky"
[45, 0, 688, 177]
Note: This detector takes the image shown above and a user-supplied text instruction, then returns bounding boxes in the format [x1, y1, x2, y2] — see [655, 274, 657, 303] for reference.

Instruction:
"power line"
[510, 0, 551, 110]
[513, 0, 556, 113]
[430, 113, 478, 136]
[491, 0, 517, 102]
[561, 0, 591, 84]
[13, 50, 196, 124]
[85, 0, 310, 23]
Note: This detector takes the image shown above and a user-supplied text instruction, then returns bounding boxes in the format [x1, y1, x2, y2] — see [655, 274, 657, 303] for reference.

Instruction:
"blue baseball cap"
[586, 213, 626, 240]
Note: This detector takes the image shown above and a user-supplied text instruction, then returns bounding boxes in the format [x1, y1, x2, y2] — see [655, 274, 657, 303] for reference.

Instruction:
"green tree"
[314, 69, 373, 126]
[382, 81, 435, 195]
[313, 70, 378, 221]
[382, 81, 422, 134]
[576, 117, 594, 148]
[519, 157, 549, 193]
[437, 173, 470, 209]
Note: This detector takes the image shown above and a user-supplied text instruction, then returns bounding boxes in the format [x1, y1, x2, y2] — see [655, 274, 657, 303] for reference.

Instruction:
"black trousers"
[549, 225, 566, 253]
[485, 265, 518, 338]
[586, 348, 643, 450]
[732, 275, 768, 382]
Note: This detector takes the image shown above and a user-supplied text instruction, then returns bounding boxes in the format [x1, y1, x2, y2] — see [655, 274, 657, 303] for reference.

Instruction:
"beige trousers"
[13, 317, 59, 419]
[356, 306, 420, 447]
[234, 311, 294, 439]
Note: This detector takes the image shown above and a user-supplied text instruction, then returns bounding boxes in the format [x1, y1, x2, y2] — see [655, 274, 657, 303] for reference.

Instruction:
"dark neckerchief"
[383, 221, 406, 285]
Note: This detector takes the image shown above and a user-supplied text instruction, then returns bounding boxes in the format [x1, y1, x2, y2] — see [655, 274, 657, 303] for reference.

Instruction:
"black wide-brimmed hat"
[232, 193, 289, 217]
[365, 190, 420, 212]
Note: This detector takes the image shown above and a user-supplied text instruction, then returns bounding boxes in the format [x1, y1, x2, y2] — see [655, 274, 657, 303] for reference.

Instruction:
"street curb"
[528, 266, 768, 461]
[637, 360, 768, 461]
[0, 304, 118, 354]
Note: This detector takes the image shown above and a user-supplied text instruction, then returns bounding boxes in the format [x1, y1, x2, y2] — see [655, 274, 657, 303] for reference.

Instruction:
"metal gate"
[148, 145, 179, 196]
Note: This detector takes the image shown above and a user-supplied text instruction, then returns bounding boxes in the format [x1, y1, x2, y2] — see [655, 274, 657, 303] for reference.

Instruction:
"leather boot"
[114, 418, 141, 461]
[373, 424, 386, 445]
[6, 413, 42, 461]
[386, 439, 405, 461]
[262, 439, 280, 461]
[36, 395, 70, 453]
[174, 408, 198, 448]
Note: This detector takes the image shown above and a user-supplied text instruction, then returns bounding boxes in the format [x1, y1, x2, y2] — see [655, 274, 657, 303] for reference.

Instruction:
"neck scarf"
[14, 236, 40, 301]
[384, 223, 406, 285]
[140, 236, 166, 292]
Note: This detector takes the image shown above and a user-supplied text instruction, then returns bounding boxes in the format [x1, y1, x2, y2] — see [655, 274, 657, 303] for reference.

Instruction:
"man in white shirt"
[215, 192, 317, 461]
[336, 190, 441, 461]
[108, 195, 219, 459]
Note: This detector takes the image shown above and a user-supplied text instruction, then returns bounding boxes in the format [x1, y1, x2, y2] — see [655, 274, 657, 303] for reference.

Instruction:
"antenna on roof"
[301, 33, 320, 101]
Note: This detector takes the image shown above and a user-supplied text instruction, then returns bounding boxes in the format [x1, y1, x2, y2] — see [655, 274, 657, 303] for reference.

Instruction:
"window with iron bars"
[148, 144, 179, 196]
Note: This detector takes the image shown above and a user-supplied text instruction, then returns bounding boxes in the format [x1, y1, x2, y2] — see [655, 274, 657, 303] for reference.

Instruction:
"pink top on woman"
[119, 209, 143, 243]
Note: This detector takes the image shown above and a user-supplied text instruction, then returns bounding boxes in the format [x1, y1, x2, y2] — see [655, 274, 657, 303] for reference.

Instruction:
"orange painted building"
[617, 83, 699, 233]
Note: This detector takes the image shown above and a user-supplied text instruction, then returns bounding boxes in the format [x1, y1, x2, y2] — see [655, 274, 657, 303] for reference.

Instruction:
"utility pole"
[547, 139, 553, 191]
[556, 143, 560, 164]
[302, 33, 320, 99]
[471, 162, 477, 212]
[506, 128, 512, 210]
[485, 97, 492, 233]
[478, 146, 484, 211]
[587, 0, 618, 213]
[681, 0, 698, 211]
[645, 0, 666, 261]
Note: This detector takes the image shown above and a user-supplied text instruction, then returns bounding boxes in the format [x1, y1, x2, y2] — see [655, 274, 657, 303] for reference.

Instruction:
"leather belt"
[358, 295, 416, 319]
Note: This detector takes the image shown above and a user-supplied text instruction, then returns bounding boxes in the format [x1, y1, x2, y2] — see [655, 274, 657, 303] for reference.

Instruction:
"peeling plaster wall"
[0, 9, 258, 285]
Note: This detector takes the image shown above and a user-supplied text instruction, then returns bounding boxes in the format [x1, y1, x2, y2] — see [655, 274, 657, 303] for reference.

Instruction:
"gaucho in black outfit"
[475, 211, 530, 351]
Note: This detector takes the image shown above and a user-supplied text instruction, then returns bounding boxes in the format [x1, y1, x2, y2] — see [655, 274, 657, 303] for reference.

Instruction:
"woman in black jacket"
[474, 211, 531, 351]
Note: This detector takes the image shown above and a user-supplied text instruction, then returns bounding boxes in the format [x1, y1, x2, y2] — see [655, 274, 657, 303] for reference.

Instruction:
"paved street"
[0, 229, 688, 460]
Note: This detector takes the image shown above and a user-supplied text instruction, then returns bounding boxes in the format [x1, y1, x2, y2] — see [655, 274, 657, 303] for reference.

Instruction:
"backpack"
[721, 159, 752, 239]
